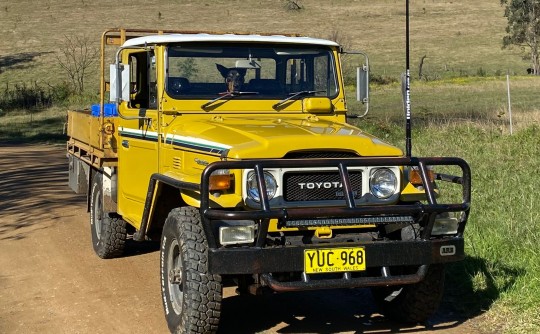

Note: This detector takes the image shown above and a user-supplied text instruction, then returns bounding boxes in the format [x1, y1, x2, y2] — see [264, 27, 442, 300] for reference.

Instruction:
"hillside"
[0, 0, 529, 88]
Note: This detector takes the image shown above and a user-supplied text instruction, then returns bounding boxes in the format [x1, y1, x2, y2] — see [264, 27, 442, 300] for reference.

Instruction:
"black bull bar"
[198, 156, 471, 289]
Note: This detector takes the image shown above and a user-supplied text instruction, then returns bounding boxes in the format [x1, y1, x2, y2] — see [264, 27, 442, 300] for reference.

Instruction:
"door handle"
[122, 140, 129, 148]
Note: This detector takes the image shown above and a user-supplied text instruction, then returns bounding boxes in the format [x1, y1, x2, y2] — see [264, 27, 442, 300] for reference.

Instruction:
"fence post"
[506, 71, 513, 135]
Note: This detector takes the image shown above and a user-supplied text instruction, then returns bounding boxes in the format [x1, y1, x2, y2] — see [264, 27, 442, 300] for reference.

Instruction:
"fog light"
[219, 225, 255, 245]
[432, 212, 461, 235]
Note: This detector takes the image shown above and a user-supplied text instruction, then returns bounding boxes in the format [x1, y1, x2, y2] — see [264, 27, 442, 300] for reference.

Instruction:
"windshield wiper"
[201, 91, 258, 109]
[272, 90, 325, 109]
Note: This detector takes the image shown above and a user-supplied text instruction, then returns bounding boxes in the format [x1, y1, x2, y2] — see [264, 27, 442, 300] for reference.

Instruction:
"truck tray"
[66, 109, 118, 168]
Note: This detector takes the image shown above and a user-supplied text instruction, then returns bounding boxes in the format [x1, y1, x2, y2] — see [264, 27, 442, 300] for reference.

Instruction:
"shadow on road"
[123, 239, 161, 257]
[218, 288, 466, 334]
[216, 256, 525, 334]
[0, 145, 85, 241]
[443, 257, 524, 321]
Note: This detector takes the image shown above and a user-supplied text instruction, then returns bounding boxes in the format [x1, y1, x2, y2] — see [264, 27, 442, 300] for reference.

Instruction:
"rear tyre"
[90, 172, 126, 259]
[371, 264, 446, 324]
[160, 206, 222, 334]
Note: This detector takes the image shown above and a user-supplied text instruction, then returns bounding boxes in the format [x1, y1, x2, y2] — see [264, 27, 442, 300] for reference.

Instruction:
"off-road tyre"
[90, 172, 127, 259]
[371, 264, 445, 324]
[160, 206, 222, 334]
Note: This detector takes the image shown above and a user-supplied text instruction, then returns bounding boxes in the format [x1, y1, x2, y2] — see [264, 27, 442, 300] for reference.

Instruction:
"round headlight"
[370, 168, 397, 199]
[246, 171, 277, 202]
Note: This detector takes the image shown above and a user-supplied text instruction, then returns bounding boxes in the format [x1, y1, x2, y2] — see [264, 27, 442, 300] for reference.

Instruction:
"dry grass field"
[0, 0, 529, 88]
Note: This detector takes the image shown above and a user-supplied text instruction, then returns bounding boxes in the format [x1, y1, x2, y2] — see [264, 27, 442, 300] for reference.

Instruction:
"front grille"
[284, 171, 363, 202]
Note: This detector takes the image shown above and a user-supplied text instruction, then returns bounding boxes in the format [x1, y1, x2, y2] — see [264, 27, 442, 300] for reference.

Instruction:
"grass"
[346, 75, 540, 144]
[2, 0, 540, 332]
[0, 91, 97, 143]
[0, 0, 531, 88]
[0, 107, 67, 143]
[348, 77, 540, 333]
[355, 105, 540, 333]
[354, 93, 540, 331]
[419, 121, 540, 334]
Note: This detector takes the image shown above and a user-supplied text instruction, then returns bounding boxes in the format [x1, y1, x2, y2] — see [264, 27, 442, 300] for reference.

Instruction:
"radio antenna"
[405, 0, 412, 157]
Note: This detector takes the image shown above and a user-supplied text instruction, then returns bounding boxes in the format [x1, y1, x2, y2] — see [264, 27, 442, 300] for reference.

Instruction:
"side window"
[129, 52, 147, 108]
[286, 58, 313, 92]
[128, 54, 138, 108]
[129, 55, 138, 95]
[314, 55, 337, 94]
[284, 55, 337, 95]
[128, 51, 156, 109]
[243, 58, 276, 82]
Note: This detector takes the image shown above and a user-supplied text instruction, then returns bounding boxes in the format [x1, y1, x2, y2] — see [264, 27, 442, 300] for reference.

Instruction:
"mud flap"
[101, 167, 117, 213]
[68, 155, 90, 194]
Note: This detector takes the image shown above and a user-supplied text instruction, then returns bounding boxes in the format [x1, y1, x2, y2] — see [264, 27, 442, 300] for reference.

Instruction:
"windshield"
[166, 43, 338, 100]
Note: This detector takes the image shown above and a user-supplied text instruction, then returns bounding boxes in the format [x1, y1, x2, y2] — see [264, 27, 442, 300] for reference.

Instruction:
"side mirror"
[343, 51, 370, 119]
[109, 63, 130, 103]
[357, 64, 369, 104]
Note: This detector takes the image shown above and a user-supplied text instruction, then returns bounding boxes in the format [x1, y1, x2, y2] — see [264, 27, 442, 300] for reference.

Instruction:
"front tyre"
[90, 172, 126, 259]
[160, 207, 222, 333]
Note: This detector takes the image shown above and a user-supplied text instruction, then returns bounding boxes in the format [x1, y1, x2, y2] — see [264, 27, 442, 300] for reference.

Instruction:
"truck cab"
[67, 29, 471, 334]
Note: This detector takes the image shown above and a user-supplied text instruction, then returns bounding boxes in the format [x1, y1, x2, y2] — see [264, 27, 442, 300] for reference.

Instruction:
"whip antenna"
[404, 0, 412, 157]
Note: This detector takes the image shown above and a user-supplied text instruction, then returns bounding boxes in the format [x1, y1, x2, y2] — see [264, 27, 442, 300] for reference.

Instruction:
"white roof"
[122, 33, 339, 47]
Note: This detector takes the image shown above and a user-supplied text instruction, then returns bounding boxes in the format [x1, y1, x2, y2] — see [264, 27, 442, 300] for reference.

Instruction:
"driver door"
[117, 50, 160, 228]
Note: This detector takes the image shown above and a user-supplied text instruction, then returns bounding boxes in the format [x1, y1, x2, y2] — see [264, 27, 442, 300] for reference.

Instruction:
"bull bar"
[201, 156, 471, 289]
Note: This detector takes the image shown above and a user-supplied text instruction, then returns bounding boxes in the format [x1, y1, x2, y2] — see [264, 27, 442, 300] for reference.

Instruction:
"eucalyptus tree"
[501, 0, 540, 75]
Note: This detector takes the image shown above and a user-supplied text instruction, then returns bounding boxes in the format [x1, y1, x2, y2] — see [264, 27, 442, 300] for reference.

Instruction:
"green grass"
[347, 75, 540, 141]
[420, 123, 540, 334]
[346, 77, 540, 333]
[0, 107, 67, 143]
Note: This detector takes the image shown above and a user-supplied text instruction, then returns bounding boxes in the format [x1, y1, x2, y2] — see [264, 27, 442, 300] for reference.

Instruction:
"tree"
[501, 0, 540, 75]
[176, 58, 198, 79]
[56, 35, 99, 94]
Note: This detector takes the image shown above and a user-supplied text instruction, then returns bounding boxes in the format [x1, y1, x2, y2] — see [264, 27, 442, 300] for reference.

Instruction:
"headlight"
[246, 171, 277, 202]
[370, 168, 397, 199]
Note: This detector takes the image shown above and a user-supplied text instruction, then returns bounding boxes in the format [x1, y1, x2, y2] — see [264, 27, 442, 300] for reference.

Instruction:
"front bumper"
[209, 237, 462, 290]
[209, 237, 463, 274]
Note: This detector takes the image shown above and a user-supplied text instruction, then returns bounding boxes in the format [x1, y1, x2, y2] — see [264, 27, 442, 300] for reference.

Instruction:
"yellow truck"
[67, 28, 471, 333]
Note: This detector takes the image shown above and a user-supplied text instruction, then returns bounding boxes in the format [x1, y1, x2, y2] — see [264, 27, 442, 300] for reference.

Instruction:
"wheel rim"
[167, 239, 184, 315]
[93, 188, 103, 240]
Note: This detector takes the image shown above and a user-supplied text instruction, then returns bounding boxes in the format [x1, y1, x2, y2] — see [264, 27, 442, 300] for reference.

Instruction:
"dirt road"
[0, 144, 480, 334]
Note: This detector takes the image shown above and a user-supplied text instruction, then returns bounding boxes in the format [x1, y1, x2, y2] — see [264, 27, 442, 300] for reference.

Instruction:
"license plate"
[304, 247, 366, 274]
